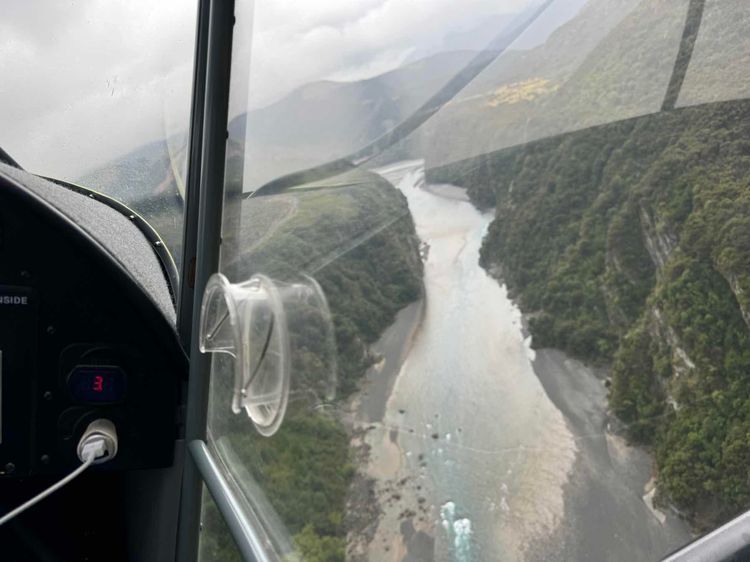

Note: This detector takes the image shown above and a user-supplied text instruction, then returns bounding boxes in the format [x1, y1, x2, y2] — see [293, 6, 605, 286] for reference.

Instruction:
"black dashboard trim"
[0, 169, 187, 371]
[41, 176, 180, 307]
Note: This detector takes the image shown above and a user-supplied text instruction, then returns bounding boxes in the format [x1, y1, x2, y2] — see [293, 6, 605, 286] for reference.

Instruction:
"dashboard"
[0, 163, 187, 478]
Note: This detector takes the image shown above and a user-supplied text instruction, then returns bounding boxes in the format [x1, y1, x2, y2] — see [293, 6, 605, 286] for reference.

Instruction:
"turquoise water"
[372, 161, 577, 561]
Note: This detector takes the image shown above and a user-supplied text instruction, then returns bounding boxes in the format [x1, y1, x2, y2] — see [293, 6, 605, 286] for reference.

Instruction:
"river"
[351, 160, 691, 561]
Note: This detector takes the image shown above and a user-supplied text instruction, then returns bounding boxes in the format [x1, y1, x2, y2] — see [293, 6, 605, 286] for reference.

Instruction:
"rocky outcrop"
[723, 271, 750, 332]
[648, 306, 695, 378]
[639, 204, 677, 273]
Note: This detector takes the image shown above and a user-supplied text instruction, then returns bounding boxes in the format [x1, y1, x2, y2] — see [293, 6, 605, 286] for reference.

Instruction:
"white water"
[440, 501, 473, 561]
[370, 161, 578, 561]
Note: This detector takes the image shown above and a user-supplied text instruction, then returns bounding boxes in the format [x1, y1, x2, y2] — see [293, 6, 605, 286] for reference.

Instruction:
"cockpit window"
[10, 0, 747, 560]
[0, 1, 197, 270]
[675, 0, 750, 108]
[195, 0, 750, 560]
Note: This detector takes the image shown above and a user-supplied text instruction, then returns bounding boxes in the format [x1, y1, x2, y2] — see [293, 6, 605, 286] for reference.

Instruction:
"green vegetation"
[205, 169, 423, 560]
[204, 411, 353, 562]
[428, 98, 750, 530]
[237, 169, 423, 396]
[199, 492, 242, 562]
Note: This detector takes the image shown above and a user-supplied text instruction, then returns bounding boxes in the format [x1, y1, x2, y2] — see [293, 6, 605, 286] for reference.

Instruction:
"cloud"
[243, 0, 530, 110]
[0, 0, 196, 179]
[0, 0, 530, 180]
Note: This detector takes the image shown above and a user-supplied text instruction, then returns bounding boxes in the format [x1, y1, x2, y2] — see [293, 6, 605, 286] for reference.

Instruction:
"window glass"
[419, 0, 690, 166]
[677, 0, 750, 107]
[202, 1, 750, 560]
[0, 1, 197, 269]
[200, 488, 242, 562]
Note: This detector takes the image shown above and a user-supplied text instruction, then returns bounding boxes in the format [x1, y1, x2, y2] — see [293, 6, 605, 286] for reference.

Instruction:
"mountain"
[423, 0, 750, 533]
[77, 138, 186, 266]
[428, 95, 750, 532]
[675, 0, 750, 106]
[73, 0, 649, 252]
[415, 0, 674, 166]
[419, 0, 750, 169]
[226, 50, 476, 191]
[74, 49, 479, 263]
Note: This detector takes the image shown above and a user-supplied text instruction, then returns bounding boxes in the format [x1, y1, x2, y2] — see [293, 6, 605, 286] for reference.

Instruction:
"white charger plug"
[77, 419, 118, 464]
[0, 418, 119, 526]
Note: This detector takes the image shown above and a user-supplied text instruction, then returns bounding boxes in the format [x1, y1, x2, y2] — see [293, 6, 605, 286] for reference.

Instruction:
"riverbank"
[345, 299, 429, 562]
[482, 237, 692, 559]
[527, 349, 691, 561]
[349, 322, 691, 562]
[347, 160, 691, 561]
[479, 210, 692, 558]
[483, 224, 692, 558]
[354, 301, 426, 424]
[348, 161, 578, 561]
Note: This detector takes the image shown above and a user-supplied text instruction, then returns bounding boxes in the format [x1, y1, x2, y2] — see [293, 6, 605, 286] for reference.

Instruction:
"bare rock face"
[639, 204, 677, 274]
[723, 271, 750, 331]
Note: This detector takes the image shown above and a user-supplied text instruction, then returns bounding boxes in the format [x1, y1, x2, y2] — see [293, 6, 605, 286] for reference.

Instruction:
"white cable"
[0, 457, 93, 527]
[0, 422, 116, 527]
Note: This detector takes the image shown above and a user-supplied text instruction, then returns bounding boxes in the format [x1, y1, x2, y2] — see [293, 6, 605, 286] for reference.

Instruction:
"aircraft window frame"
[174, 1, 750, 561]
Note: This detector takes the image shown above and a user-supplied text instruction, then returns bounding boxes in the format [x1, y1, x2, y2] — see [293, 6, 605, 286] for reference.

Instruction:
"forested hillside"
[428, 98, 750, 530]
[200, 170, 423, 561]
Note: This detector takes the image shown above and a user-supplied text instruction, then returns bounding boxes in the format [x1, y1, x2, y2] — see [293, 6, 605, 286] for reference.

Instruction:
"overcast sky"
[0, 0, 560, 180]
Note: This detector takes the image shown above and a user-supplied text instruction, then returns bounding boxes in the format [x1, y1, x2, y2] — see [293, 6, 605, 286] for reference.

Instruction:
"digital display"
[68, 366, 126, 403]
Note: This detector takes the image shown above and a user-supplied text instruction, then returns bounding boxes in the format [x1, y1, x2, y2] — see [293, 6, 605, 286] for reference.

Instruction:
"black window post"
[176, 0, 238, 560]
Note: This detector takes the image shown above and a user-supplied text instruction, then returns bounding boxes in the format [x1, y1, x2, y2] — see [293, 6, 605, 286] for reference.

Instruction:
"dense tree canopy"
[429, 98, 750, 530]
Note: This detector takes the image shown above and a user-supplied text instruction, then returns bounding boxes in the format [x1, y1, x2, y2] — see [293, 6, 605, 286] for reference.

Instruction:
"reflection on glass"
[201, 272, 337, 437]
[677, 0, 750, 107]
[203, 0, 750, 561]
[1, 1, 197, 271]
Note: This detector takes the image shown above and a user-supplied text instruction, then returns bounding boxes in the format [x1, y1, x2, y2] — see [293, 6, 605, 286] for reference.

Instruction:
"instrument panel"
[0, 166, 186, 476]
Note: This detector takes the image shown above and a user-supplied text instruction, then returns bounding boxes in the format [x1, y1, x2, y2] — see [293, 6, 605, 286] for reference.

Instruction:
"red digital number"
[93, 375, 104, 393]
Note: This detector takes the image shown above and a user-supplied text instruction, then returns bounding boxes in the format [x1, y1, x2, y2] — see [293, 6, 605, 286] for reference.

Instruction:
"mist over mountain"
[75, 0, 750, 272]
[227, 50, 475, 190]
[76, 0, 604, 201]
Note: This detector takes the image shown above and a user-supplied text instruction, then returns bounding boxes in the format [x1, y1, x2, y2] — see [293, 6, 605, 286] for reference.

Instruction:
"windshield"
[0, 1, 197, 270]
[7, 0, 749, 560]
[196, 0, 750, 561]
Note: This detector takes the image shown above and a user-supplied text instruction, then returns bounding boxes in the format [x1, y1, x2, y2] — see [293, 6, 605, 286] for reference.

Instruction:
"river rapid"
[351, 160, 691, 561]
